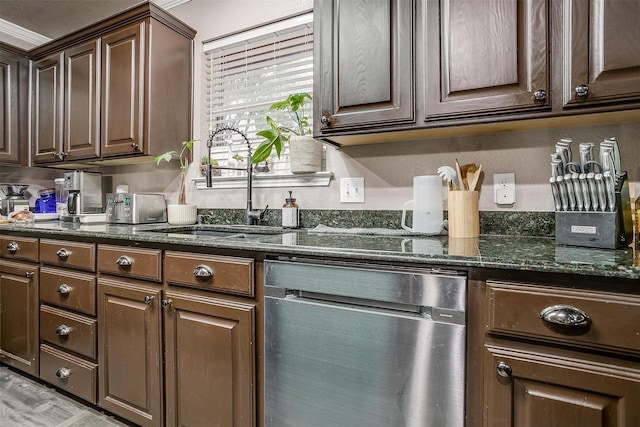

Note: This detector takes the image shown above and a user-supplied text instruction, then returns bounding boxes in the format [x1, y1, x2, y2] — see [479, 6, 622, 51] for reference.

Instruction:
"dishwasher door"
[264, 260, 466, 427]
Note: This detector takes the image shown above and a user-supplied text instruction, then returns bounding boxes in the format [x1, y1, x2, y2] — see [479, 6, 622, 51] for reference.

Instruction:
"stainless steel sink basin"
[146, 225, 285, 239]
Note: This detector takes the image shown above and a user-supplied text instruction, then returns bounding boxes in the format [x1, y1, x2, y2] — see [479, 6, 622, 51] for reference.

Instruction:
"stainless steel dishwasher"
[264, 259, 467, 427]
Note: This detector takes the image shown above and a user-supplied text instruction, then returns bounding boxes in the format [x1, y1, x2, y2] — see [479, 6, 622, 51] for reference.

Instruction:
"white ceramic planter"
[167, 204, 197, 225]
[289, 136, 323, 174]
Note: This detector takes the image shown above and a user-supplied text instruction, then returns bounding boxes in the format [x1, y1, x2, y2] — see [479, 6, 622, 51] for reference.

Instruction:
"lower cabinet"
[0, 258, 39, 376]
[480, 279, 640, 426]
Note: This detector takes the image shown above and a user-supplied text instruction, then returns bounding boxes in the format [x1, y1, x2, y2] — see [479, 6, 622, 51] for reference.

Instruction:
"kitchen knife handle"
[579, 174, 591, 211]
[595, 174, 607, 212]
[587, 173, 598, 211]
[563, 174, 576, 211]
[556, 176, 569, 211]
[571, 173, 583, 211]
[549, 177, 561, 211]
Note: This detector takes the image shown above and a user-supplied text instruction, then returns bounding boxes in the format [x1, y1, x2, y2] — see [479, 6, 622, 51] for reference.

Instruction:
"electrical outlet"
[494, 173, 515, 205]
[340, 177, 365, 203]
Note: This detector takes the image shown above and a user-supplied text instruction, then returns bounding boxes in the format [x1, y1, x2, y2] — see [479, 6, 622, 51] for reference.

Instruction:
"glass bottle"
[282, 191, 299, 229]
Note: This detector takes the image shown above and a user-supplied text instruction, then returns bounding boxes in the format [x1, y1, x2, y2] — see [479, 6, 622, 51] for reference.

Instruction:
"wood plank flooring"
[0, 366, 129, 426]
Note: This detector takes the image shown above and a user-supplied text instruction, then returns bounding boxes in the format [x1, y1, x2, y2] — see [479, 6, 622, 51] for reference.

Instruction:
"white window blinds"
[203, 13, 313, 172]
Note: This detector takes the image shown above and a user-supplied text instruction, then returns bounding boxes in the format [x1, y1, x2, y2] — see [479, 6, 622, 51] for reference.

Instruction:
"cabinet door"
[0, 259, 39, 376]
[101, 22, 145, 157]
[0, 47, 27, 164]
[425, 0, 549, 120]
[164, 290, 255, 427]
[563, 0, 640, 108]
[314, 0, 414, 133]
[484, 341, 640, 426]
[32, 52, 64, 163]
[97, 278, 162, 427]
[64, 39, 101, 160]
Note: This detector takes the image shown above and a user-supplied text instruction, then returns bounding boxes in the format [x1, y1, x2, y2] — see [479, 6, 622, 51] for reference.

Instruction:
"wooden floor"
[0, 365, 129, 427]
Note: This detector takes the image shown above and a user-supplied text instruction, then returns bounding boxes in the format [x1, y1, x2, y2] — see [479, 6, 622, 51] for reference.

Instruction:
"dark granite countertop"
[1, 221, 638, 281]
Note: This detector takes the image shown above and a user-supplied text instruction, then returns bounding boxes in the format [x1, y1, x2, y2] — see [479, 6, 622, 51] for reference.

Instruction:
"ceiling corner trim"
[154, 0, 192, 10]
[0, 18, 51, 48]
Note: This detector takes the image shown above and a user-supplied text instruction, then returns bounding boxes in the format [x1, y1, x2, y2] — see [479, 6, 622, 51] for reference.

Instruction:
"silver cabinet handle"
[56, 248, 70, 259]
[57, 284, 72, 295]
[533, 89, 547, 102]
[161, 299, 173, 308]
[575, 84, 589, 97]
[116, 255, 133, 267]
[143, 296, 154, 304]
[7, 241, 19, 253]
[496, 361, 512, 378]
[56, 325, 71, 336]
[540, 304, 590, 327]
[193, 264, 213, 278]
[56, 367, 71, 379]
[25, 272, 34, 278]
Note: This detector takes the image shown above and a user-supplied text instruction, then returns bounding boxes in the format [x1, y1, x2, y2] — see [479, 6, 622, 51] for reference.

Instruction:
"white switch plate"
[340, 177, 365, 203]
[494, 173, 515, 205]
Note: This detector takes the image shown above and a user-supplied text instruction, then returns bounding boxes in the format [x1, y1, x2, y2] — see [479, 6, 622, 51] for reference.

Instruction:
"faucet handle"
[259, 205, 269, 220]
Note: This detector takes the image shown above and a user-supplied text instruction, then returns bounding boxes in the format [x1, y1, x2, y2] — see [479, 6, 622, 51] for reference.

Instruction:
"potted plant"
[155, 139, 199, 224]
[252, 92, 323, 173]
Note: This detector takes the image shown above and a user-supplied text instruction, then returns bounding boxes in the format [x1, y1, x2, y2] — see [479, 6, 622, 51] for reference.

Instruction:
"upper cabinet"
[314, 0, 415, 134]
[30, 2, 196, 165]
[314, 0, 640, 143]
[0, 44, 29, 165]
[424, 0, 549, 120]
[562, 0, 640, 109]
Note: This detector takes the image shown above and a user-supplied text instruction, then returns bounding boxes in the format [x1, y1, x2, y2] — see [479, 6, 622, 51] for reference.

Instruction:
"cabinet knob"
[143, 295, 155, 305]
[320, 115, 330, 126]
[575, 84, 589, 97]
[540, 304, 591, 329]
[7, 241, 19, 253]
[193, 264, 213, 278]
[116, 255, 133, 267]
[55, 367, 71, 379]
[131, 143, 139, 150]
[57, 284, 72, 295]
[25, 271, 34, 278]
[56, 324, 71, 336]
[58, 152, 68, 160]
[56, 248, 70, 259]
[533, 89, 547, 102]
[496, 361, 512, 378]
[161, 299, 173, 308]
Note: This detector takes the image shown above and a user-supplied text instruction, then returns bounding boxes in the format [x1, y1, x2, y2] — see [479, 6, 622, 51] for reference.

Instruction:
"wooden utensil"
[469, 164, 483, 191]
[455, 159, 466, 191]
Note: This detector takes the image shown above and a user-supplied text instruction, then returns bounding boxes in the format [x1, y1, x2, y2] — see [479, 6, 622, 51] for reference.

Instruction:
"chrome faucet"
[206, 126, 268, 225]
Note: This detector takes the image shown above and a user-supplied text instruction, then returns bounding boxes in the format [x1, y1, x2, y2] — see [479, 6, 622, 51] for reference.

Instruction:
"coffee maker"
[63, 171, 104, 215]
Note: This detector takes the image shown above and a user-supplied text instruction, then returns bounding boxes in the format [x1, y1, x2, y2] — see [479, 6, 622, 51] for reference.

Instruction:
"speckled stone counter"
[1, 220, 637, 281]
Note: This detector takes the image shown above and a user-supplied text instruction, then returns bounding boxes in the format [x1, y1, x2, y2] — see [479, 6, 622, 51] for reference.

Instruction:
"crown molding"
[0, 18, 51, 50]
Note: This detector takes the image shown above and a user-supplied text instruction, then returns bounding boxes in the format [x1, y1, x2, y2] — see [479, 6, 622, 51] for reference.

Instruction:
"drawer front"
[40, 239, 95, 272]
[40, 305, 97, 359]
[0, 235, 38, 261]
[487, 281, 640, 354]
[40, 267, 96, 315]
[40, 344, 97, 404]
[98, 245, 162, 282]
[165, 251, 254, 296]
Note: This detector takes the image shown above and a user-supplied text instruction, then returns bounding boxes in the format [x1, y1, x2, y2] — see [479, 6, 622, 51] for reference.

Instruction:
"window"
[202, 12, 314, 175]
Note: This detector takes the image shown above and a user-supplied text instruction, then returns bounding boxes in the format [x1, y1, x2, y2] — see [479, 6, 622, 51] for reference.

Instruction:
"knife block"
[555, 172, 633, 249]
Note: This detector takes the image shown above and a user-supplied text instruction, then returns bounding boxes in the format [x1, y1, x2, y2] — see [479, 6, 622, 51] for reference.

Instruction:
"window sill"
[193, 171, 333, 190]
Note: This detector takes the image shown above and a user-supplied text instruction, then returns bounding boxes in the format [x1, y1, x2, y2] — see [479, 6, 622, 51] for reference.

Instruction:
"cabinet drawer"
[40, 344, 97, 404]
[165, 251, 254, 296]
[40, 239, 95, 271]
[40, 267, 96, 315]
[0, 235, 38, 261]
[98, 245, 162, 282]
[487, 281, 640, 354]
[40, 305, 97, 359]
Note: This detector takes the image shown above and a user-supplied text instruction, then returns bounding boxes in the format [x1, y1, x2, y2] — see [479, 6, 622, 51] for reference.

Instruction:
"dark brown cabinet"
[477, 279, 640, 426]
[314, 0, 640, 141]
[424, 0, 549, 120]
[561, 0, 640, 109]
[0, 43, 28, 165]
[314, 0, 415, 134]
[30, 2, 195, 165]
[0, 235, 39, 376]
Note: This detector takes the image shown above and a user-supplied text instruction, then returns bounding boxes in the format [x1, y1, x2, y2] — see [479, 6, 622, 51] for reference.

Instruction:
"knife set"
[550, 137, 633, 249]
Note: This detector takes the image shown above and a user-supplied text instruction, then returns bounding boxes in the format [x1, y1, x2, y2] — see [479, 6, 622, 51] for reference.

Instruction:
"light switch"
[340, 177, 365, 203]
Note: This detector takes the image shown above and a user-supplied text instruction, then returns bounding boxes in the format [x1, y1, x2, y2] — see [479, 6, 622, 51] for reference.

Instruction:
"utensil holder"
[555, 172, 633, 249]
[447, 191, 479, 238]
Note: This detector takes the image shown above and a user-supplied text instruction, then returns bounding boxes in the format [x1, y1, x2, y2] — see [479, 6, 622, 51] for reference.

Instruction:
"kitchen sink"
[145, 225, 285, 240]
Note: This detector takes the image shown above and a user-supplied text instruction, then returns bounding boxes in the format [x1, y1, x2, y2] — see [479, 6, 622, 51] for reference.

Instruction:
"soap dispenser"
[282, 191, 299, 228]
